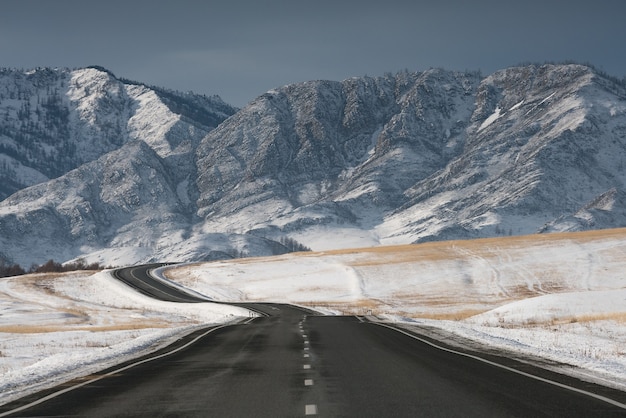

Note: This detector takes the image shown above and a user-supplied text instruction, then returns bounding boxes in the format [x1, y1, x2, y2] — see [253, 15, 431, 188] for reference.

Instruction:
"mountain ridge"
[1, 63, 626, 267]
[0, 66, 237, 200]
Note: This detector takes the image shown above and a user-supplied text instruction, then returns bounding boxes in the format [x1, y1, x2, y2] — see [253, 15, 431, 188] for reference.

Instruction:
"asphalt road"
[111, 264, 209, 303]
[2, 268, 625, 417]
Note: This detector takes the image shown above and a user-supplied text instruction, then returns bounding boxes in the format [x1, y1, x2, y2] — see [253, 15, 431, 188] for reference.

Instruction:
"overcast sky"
[2, 0, 625, 107]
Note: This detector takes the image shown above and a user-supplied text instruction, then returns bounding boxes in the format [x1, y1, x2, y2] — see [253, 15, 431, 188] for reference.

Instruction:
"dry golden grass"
[411, 309, 490, 321]
[298, 298, 487, 320]
[163, 227, 626, 325]
[307, 227, 626, 266]
[299, 299, 386, 314]
[9, 272, 89, 301]
[567, 312, 626, 324]
[505, 284, 546, 299]
[300, 303, 488, 320]
[300, 299, 379, 309]
[406, 296, 468, 306]
[484, 312, 626, 329]
[0, 321, 172, 334]
[165, 227, 626, 274]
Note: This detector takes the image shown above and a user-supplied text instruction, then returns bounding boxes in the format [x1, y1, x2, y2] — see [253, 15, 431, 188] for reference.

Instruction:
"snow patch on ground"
[478, 106, 502, 131]
[0, 271, 248, 405]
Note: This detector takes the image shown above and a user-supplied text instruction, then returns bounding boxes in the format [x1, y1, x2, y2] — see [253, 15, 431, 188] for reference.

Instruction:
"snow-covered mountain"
[380, 65, 626, 243]
[1, 64, 626, 267]
[0, 67, 236, 200]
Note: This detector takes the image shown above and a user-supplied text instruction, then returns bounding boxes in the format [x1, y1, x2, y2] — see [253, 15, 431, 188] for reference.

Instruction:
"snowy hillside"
[1, 228, 624, 405]
[0, 269, 250, 404]
[2, 64, 626, 267]
[166, 228, 626, 391]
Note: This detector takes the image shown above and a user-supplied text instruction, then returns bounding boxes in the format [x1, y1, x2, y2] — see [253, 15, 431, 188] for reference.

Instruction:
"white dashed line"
[302, 318, 316, 416]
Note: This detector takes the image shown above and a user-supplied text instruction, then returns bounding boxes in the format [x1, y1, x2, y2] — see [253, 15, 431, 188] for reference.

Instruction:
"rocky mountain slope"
[0, 67, 236, 200]
[1, 64, 626, 267]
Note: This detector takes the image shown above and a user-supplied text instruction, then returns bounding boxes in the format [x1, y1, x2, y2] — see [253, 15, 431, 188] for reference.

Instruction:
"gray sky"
[1, 0, 625, 107]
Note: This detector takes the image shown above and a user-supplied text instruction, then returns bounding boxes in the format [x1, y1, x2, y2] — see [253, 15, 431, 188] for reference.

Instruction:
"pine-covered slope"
[1, 64, 626, 267]
[0, 67, 236, 200]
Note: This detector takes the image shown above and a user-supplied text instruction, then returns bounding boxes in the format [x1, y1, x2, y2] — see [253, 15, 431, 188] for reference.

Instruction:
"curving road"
[1, 267, 625, 417]
[111, 264, 209, 303]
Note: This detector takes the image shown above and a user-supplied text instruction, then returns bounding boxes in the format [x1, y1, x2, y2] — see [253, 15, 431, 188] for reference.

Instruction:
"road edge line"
[0, 323, 238, 417]
[372, 321, 626, 410]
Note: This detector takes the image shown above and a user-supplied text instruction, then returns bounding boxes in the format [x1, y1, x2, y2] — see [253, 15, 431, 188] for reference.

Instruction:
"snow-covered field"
[1, 228, 625, 406]
[166, 228, 626, 390]
[0, 270, 249, 405]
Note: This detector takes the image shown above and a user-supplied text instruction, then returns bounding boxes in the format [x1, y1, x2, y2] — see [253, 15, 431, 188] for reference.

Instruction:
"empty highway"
[1, 267, 625, 417]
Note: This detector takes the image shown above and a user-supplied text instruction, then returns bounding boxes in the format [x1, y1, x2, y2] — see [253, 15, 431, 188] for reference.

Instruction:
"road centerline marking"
[305, 404, 317, 415]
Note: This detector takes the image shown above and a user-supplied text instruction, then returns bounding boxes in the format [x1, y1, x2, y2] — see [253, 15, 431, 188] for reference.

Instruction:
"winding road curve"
[1, 265, 625, 417]
[111, 264, 209, 303]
